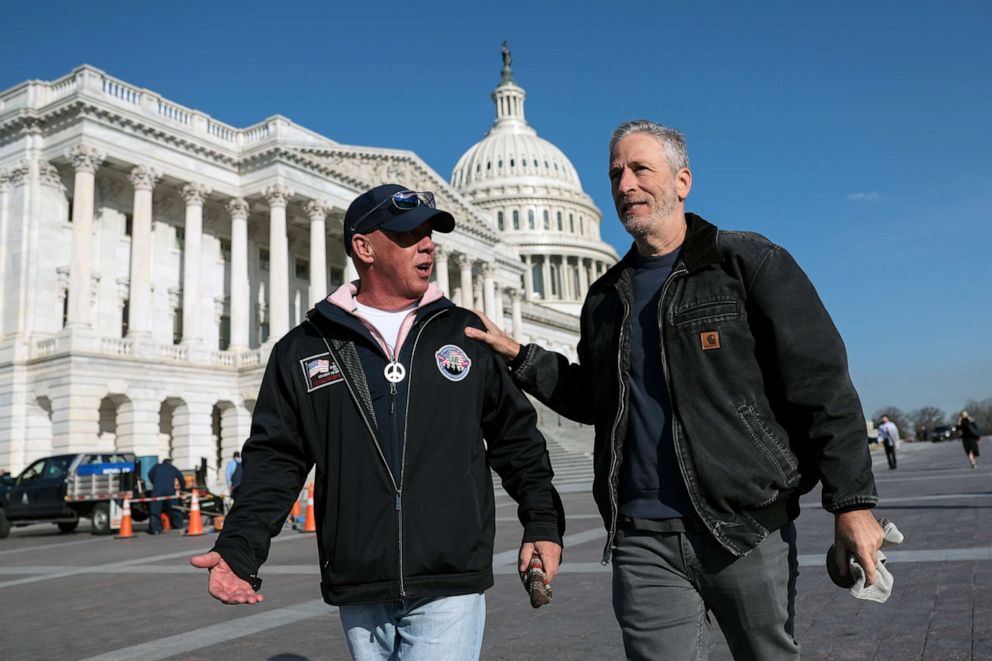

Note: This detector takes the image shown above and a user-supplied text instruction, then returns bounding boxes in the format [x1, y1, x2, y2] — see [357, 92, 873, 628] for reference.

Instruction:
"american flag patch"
[300, 353, 343, 392]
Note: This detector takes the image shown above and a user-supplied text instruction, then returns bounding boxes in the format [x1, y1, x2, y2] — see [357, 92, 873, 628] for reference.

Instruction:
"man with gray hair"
[467, 120, 883, 659]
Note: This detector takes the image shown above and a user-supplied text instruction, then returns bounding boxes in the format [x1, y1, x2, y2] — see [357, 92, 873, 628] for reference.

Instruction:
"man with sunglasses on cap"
[192, 183, 564, 660]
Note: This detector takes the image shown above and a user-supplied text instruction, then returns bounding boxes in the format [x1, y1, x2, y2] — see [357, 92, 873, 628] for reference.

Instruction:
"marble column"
[457, 254, 473, 309]
[541, 256, 552, 301]
[0, 169, 9, 326]
[578, 258, 590, 296]
[226, 198, 250, 352]
[473, 280, 483, 311]
[563, 257, 574, 301]
[181, 182, 210, 344]
[481, 262, 497, 320]
[65, 146, 105, 327]
[509, 289, 523, 338]
[126, 165, 160, 336]
[263, 184, 293, 341]
[433, 243, 450, 297]
[304, 200, 328, 304]
[494, 287, 506, 331]
[523, 254, 534, 300]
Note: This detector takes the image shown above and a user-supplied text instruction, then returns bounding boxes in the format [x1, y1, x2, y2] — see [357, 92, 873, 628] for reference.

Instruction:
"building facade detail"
[450, 46, 618, 316]
[0, 63, 593, 481]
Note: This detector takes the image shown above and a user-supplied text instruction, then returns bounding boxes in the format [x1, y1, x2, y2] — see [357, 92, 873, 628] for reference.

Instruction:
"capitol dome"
[451, 45, 618, 316]
[450, 83, 584, 192]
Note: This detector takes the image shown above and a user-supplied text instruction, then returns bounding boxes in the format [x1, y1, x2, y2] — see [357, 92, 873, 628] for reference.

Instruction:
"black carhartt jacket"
[510, 213, 876, 559]
[213, 288, 564, 605]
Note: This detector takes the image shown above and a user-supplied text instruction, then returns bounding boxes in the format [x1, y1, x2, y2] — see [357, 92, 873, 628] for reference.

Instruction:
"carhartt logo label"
[700, 331, 720, 350]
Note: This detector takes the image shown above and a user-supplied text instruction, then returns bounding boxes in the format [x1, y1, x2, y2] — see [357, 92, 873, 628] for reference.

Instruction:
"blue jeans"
[339, 593, 486, 661]
[612, 523, 799, 660]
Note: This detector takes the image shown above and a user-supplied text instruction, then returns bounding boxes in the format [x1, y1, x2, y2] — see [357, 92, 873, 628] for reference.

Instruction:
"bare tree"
[960, 398, 992, 436]
[909, 406, 946, 441]
[874, 406, 910, 438]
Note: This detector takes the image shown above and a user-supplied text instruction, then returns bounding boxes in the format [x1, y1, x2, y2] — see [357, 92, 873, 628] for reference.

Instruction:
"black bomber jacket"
[510, 213, 877, 559]
[213, 291, 565, 605]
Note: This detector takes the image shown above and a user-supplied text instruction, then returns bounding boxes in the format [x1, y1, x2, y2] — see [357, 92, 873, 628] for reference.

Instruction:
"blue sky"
[2, 1, 989, 420]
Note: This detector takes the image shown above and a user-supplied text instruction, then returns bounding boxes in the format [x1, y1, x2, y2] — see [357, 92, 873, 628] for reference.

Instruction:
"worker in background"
[148, 458, 184, 534]
[224, 451, 241, 493]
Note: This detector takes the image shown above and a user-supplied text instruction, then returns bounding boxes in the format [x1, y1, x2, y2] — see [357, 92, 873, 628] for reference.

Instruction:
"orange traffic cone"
[115, 497, 134, 539]
[299, 483, 316, 533]
[290, 498, 302, 522]
[160, 511, 172, 532]
[184, 490, 205, 537]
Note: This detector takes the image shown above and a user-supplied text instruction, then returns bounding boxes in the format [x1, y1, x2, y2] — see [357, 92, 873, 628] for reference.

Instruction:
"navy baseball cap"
[344, 184, 455, 255]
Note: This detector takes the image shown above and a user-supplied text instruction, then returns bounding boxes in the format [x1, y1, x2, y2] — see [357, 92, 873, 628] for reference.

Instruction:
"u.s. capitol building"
[0, 55, 617, 478]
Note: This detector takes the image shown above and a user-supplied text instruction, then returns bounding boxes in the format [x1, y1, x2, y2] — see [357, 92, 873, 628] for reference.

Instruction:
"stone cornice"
[465, 188, 601, 215]
[296, 146, 500, 246]
[511, 240, 619, 260]
[520, 300, 580, 332]
[0, 99, 244, 169]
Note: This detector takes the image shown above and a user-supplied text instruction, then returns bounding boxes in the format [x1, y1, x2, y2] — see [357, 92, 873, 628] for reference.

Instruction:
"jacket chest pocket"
[672, 298, 742, 327]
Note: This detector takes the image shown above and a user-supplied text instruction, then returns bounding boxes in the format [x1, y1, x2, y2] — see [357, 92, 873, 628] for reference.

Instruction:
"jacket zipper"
[308, 310, 450, 599]
[657, 267, 739, 556]
[602, 277, 632, 564]
[308, 325, 399, 493]
[393, 309, 446, 598]
[309, 320, 407, 592]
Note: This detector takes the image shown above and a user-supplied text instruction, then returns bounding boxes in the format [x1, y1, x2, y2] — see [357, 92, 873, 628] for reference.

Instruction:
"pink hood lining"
[326, 281, 445, 357]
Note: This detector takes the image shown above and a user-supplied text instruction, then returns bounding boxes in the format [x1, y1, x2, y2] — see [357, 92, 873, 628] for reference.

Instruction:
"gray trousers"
[612, 522, 800, 661]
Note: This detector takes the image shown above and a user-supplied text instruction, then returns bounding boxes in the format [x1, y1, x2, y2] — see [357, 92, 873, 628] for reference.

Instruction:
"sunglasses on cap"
[350, 190, 437, 233]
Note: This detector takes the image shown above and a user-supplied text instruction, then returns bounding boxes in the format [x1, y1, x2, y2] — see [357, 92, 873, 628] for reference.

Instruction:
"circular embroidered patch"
[435, 344, 472, 382]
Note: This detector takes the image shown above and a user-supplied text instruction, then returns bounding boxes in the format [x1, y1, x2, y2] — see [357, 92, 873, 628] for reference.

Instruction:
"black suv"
[931, 425, 957, 442]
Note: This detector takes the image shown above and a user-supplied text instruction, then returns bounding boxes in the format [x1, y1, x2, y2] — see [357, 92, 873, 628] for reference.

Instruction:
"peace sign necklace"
[384, 360, 406, 383]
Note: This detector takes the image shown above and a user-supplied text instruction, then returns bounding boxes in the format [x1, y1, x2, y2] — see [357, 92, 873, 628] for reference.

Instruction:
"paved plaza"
[1, 439, 990, 660]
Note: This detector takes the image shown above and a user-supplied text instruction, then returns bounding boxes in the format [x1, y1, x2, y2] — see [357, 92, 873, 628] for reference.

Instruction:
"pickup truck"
[0, 452, 148, 538]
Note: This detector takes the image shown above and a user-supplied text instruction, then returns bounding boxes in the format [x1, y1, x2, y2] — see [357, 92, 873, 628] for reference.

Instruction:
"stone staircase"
[493, 399, 596, 493]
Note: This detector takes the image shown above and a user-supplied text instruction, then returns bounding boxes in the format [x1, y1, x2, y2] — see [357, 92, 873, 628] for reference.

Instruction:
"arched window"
[497, 211, 504, 231]
[527, 209, 535, 230]
[543, 210, 550, 230]
[569, 213, 575, 233]
[556, 211, 563, 231]
[580, 216, 585, 235]
[512, 210, 520, 230]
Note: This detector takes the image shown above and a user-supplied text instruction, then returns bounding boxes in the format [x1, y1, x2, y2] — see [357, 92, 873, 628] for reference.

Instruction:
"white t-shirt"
[355, 301, 416, 356]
